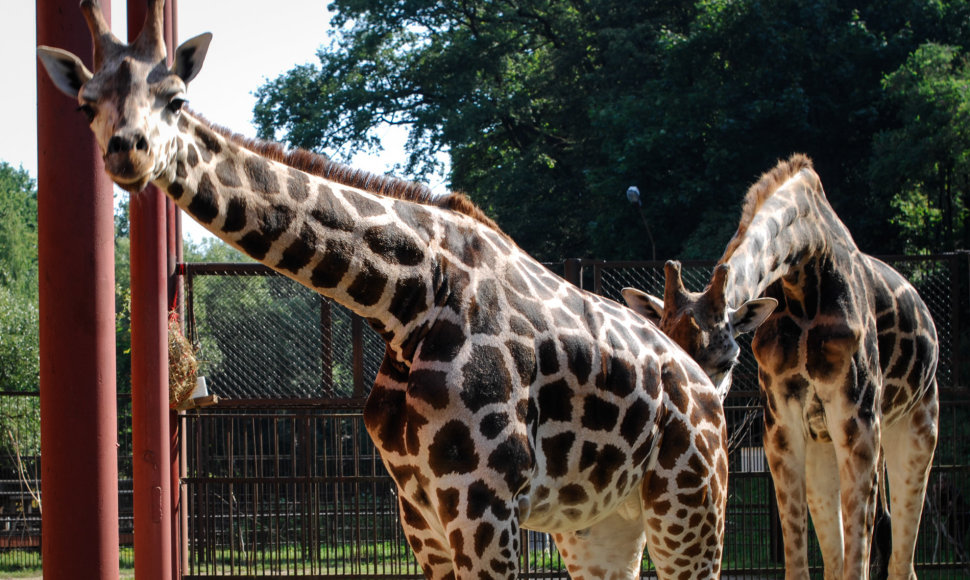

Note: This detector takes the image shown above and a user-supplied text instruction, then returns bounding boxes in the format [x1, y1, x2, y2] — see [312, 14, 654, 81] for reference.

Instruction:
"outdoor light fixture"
[625, 185, 656, 261]
[626, 186, 641, 206]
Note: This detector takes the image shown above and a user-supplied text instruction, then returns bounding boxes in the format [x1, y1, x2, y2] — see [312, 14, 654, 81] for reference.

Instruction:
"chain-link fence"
[582, 254, 962, 393]
[175, 254, 970, 579]
[1, 255, 965, 576]
[0, 392, 135, 574]
[184, 263, 384, 401]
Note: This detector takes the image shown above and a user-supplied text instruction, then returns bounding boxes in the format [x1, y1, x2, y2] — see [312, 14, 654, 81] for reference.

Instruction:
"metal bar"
[351, 315, 366, 397]
[949, 253, 962, 388]
[320, 298, 335, 396]
[126, 0, 176, 577]
[36, 1, 120, 579]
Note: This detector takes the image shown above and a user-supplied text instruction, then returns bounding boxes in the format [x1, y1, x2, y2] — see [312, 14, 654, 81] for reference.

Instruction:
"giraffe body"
[38, 2, 730, 577]
[624, 155, 939, 580]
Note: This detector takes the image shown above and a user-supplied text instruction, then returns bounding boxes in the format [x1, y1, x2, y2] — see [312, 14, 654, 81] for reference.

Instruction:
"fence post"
[593, 260, 604, 296]
[563, 258, 582, 289]
[352, 315, 367, 397]
[320, 298, 334, 396]
[37, 1, 119, 578]
[951, 252, 965, 389]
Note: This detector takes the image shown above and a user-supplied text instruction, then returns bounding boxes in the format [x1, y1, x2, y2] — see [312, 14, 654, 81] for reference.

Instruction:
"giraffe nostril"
[135, 135, 148, 152]
[106, 136, 128, 155]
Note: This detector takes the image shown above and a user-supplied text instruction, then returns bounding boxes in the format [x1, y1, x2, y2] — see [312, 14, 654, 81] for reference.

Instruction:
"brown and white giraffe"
[38, 2, 730, 578]
[622, 155, 939, 580]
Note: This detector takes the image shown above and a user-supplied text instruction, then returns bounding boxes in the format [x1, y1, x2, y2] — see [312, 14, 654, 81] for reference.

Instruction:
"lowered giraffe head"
[622, 260, 776, 397]
[37, 0, 212, 193]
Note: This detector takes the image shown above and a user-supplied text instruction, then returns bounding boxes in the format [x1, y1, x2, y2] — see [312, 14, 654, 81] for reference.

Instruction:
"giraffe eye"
[76, 103, 96, 123]
[166, 97, 187, 115]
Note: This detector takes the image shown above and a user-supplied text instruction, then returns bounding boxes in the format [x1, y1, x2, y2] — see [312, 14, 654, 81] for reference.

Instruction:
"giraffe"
[621, 155, 939, 580]
[38, 2, 730, 578]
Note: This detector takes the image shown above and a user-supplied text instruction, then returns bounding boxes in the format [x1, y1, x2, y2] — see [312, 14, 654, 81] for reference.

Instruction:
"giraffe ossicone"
[39, 1, 730, 578]
[624, 154, 939, 580]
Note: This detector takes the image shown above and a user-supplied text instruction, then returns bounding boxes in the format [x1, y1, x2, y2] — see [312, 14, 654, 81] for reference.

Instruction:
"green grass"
[0, 547, 134, 578]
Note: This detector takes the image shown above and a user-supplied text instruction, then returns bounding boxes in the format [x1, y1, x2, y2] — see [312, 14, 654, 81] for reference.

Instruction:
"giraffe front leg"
[395, 494, 458, 580]
[764, 415, 810, 580]
[396, 486, 524, 580]
[553, 508, 647, 580]
[806, 437, 845, 579]
[881, 386, 938, 580]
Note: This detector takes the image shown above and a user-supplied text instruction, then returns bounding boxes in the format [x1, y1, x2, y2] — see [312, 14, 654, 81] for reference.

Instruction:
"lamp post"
[626, 186, 656, 261]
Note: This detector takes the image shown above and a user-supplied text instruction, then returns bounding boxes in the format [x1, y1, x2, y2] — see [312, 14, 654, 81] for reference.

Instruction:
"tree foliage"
[0, 163, 38, 298]
[254, 0, 970, 261]
[872, 43, 970, 253]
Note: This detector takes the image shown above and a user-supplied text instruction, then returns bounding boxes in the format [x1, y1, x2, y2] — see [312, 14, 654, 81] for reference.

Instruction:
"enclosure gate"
[176, 256, 970, 579]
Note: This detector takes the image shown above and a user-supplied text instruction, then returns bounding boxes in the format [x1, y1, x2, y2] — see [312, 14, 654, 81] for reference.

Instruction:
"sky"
[1, 1, 418, 242]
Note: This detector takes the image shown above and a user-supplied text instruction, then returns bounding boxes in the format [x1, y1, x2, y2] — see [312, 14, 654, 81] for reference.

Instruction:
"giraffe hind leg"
[881, 385, 939, 580]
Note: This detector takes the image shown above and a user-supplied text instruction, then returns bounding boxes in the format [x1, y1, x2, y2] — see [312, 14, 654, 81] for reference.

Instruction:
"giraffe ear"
[621, 287, 665, 325]
[172, 33, 213, 84]
[37, 46, 93, 98]
[729, 297, 777, 335]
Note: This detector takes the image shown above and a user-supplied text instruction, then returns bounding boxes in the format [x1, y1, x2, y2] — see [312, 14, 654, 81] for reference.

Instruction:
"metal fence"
[174, 255, 970, 579]
[0, 255, 966, 576]
[0, 392, 135, 573]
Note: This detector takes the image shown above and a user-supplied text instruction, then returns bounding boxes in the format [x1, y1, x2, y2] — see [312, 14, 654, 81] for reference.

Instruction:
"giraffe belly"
[520, 477, 643, 533]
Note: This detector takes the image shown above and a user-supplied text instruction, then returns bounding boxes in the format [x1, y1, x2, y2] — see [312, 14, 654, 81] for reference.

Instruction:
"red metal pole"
[36, 1, 120, 579]
[128, 0, 174, 578]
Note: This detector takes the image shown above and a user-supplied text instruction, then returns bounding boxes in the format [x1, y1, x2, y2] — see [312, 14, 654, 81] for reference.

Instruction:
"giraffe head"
[622, 260, 776, 396]
[37, 0, 211, 192]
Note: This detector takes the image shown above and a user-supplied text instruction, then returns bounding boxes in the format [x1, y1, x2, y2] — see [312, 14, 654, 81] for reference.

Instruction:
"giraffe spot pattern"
[243, 156, 279, 194]
[216, 159, 242, 187]
[187, 173, 219, 224]
[363, 223, 425, 266]
[186, 143, 199, 168]
[286, 168, 309, 202]
[346, 259, 388, 306]
[541, 432, 575, 478]
[487, 435, 532, 492]
[460, 345, 513, 413]
[310, 188, 355, 232]
[537, 380, 573, 423]
[276, 225, 317, 273]
[428, 420, 479, 477]
[309, 238, 352, 288]
[480, 412, 509, 439]
[408, 369, 450, 410]
[388, 276, 429, 325]
[194, 125, 222, 156]
[222, 197, 247, 232]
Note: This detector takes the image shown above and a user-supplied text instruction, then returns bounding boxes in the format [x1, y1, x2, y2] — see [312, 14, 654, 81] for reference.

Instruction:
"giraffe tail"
[870, 451, 892, 580]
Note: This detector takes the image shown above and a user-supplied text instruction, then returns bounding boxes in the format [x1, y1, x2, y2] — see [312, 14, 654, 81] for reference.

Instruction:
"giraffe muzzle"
[103, 130, 154, 191]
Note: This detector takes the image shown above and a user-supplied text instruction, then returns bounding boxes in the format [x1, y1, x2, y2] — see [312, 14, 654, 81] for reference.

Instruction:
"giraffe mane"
[719, 153, 814, 262]
[188, 110, 506, 235]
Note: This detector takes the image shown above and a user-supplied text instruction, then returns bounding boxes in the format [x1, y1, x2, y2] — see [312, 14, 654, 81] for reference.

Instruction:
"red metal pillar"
[36, 1, 120, 579]
[127, 0, 175, 578]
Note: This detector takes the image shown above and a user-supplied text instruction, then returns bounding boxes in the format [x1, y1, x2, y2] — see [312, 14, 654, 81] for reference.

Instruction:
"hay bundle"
[168, 313, 198, 409]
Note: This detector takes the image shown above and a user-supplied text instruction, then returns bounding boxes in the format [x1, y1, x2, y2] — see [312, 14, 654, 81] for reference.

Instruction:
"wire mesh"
[184, 264, 384, 400]
[175, 254, 970, 578]
[591, 255, 960, 392]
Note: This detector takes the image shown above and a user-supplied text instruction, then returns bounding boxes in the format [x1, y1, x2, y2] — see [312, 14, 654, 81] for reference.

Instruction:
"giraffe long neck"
[155, 112, 497, 362]
[717, 167, 856, 307]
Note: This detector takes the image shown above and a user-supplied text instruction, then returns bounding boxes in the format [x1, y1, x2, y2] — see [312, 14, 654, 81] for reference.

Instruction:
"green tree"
[0, 163, 38, 297]
[0, 163, 41, 480]
[872, 43, 970, 253]
[254, 0, 970, 261]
